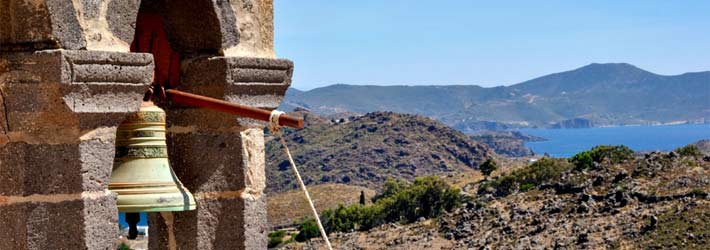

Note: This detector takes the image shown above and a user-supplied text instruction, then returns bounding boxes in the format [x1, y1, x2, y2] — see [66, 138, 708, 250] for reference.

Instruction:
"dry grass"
[441, 170, 483, 189]
[267, 184, 376, 228]
[442, 156, 532, 196]
[116, 236, 148, 250]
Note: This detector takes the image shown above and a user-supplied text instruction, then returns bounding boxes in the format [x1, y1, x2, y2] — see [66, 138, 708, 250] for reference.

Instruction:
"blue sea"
[519, 124, 710, 158]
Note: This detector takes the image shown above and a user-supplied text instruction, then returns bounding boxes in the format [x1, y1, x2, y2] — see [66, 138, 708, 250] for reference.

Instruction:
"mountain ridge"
[291, 63, 709, 92]
[283, 63, 710, 131]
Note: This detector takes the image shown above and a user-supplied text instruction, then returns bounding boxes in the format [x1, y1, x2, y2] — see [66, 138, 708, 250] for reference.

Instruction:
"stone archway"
[0, 0, 292, 249]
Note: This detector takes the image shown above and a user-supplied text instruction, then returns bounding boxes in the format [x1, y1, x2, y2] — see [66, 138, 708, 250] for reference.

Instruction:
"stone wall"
[224, 0, 275, 58]
[0, 0, 289, 249]
[0, 50, 152, 249]
[148, 54, 292, 250]
[0, 0, 274, 57]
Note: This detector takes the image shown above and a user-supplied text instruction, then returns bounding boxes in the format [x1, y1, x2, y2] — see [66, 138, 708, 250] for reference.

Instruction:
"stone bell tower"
[0, 0, 292, 249]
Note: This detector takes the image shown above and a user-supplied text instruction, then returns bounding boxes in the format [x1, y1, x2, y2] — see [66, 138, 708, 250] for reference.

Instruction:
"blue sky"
[274, 1, 710, 90]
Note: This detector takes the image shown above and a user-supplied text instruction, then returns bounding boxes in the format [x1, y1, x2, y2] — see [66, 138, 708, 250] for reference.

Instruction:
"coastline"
[518, 123, 710, 157]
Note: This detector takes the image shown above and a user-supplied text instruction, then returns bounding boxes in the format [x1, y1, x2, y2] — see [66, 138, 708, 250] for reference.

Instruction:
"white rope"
[268, 110, 333, 250]
[268, 110, 285, 134]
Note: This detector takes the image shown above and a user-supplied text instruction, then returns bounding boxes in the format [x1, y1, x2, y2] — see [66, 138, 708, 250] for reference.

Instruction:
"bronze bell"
[109, 101, 196, 213]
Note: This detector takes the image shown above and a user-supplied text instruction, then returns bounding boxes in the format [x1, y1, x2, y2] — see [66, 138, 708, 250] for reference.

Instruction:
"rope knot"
[268, 110, 285, 133]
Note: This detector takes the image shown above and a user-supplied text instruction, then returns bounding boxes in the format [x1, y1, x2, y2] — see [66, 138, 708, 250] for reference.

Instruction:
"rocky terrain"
[470, 131, 545, 157]
[439, 150, 710, 249]
[265, 111, 495, 193]
[280, 148, 710, 249]
[694, 139, 710, 155]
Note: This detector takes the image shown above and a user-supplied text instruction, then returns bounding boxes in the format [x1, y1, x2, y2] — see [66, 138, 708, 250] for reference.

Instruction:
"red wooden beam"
[165, 89, 304, 129]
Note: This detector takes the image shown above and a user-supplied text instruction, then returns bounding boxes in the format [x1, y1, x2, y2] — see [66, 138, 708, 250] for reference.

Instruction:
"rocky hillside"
[283, 63, 710, 131]
[694, 139, 710, 155]
[285, 148, 710, 249]
[470, 131, 545, 157]
[265, 111, 495, 193]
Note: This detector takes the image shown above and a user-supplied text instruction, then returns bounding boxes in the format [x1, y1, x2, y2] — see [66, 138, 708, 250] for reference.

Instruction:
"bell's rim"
[109, 182, 182, 188]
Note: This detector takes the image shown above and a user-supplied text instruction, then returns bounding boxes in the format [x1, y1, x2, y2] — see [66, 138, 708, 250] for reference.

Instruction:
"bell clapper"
[126, 212, 140, 240]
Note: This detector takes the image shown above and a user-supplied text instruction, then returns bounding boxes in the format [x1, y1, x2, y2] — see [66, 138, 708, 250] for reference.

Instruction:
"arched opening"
[130, 11, 181, 89]
[2, 0, 284, 248]
[110, 1, 288, 248]
[115, 1, 208, 244]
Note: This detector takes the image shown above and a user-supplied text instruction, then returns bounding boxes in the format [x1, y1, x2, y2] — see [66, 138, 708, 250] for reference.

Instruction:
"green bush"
[117, 243, 132, 250]
[675, 145, 702, 158]
[480, 157, 571, 196]
[268, 230, 286, 238]
[372, 178, 407, 202]
[383, 176, 460, 223]
[514, 158, 570, 189]
[570, 145, 634, 170]
[268, 229, 287, 246]
[479, 158, 498, 176]
[295, 218, 320, 242]
[520, 183, 535, 192]
[267, 236, 283, 248]
[321, 204, 365, 232]
[485, 175, 516, 196]
[321, 176, 461, 234]
[570, 151, 593, 170]
[590, 145, 634, 163]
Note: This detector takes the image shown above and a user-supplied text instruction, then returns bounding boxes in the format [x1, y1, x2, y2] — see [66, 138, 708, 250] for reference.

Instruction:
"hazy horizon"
[275, 1, 710, 90]
[287, 62, 710, 91]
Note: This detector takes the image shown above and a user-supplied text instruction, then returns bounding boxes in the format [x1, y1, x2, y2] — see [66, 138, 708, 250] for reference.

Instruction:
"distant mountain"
[265, 111, 495, 193]
[282, 63, 710, 131]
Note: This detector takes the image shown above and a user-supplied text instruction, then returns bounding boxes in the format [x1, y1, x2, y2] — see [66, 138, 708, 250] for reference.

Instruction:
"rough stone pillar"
[0, 50, 152, 249]
[148, 56, 293, 250]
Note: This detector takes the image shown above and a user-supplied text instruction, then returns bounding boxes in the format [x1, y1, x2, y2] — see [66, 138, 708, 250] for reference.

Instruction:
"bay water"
[519, 124, 710, 157]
